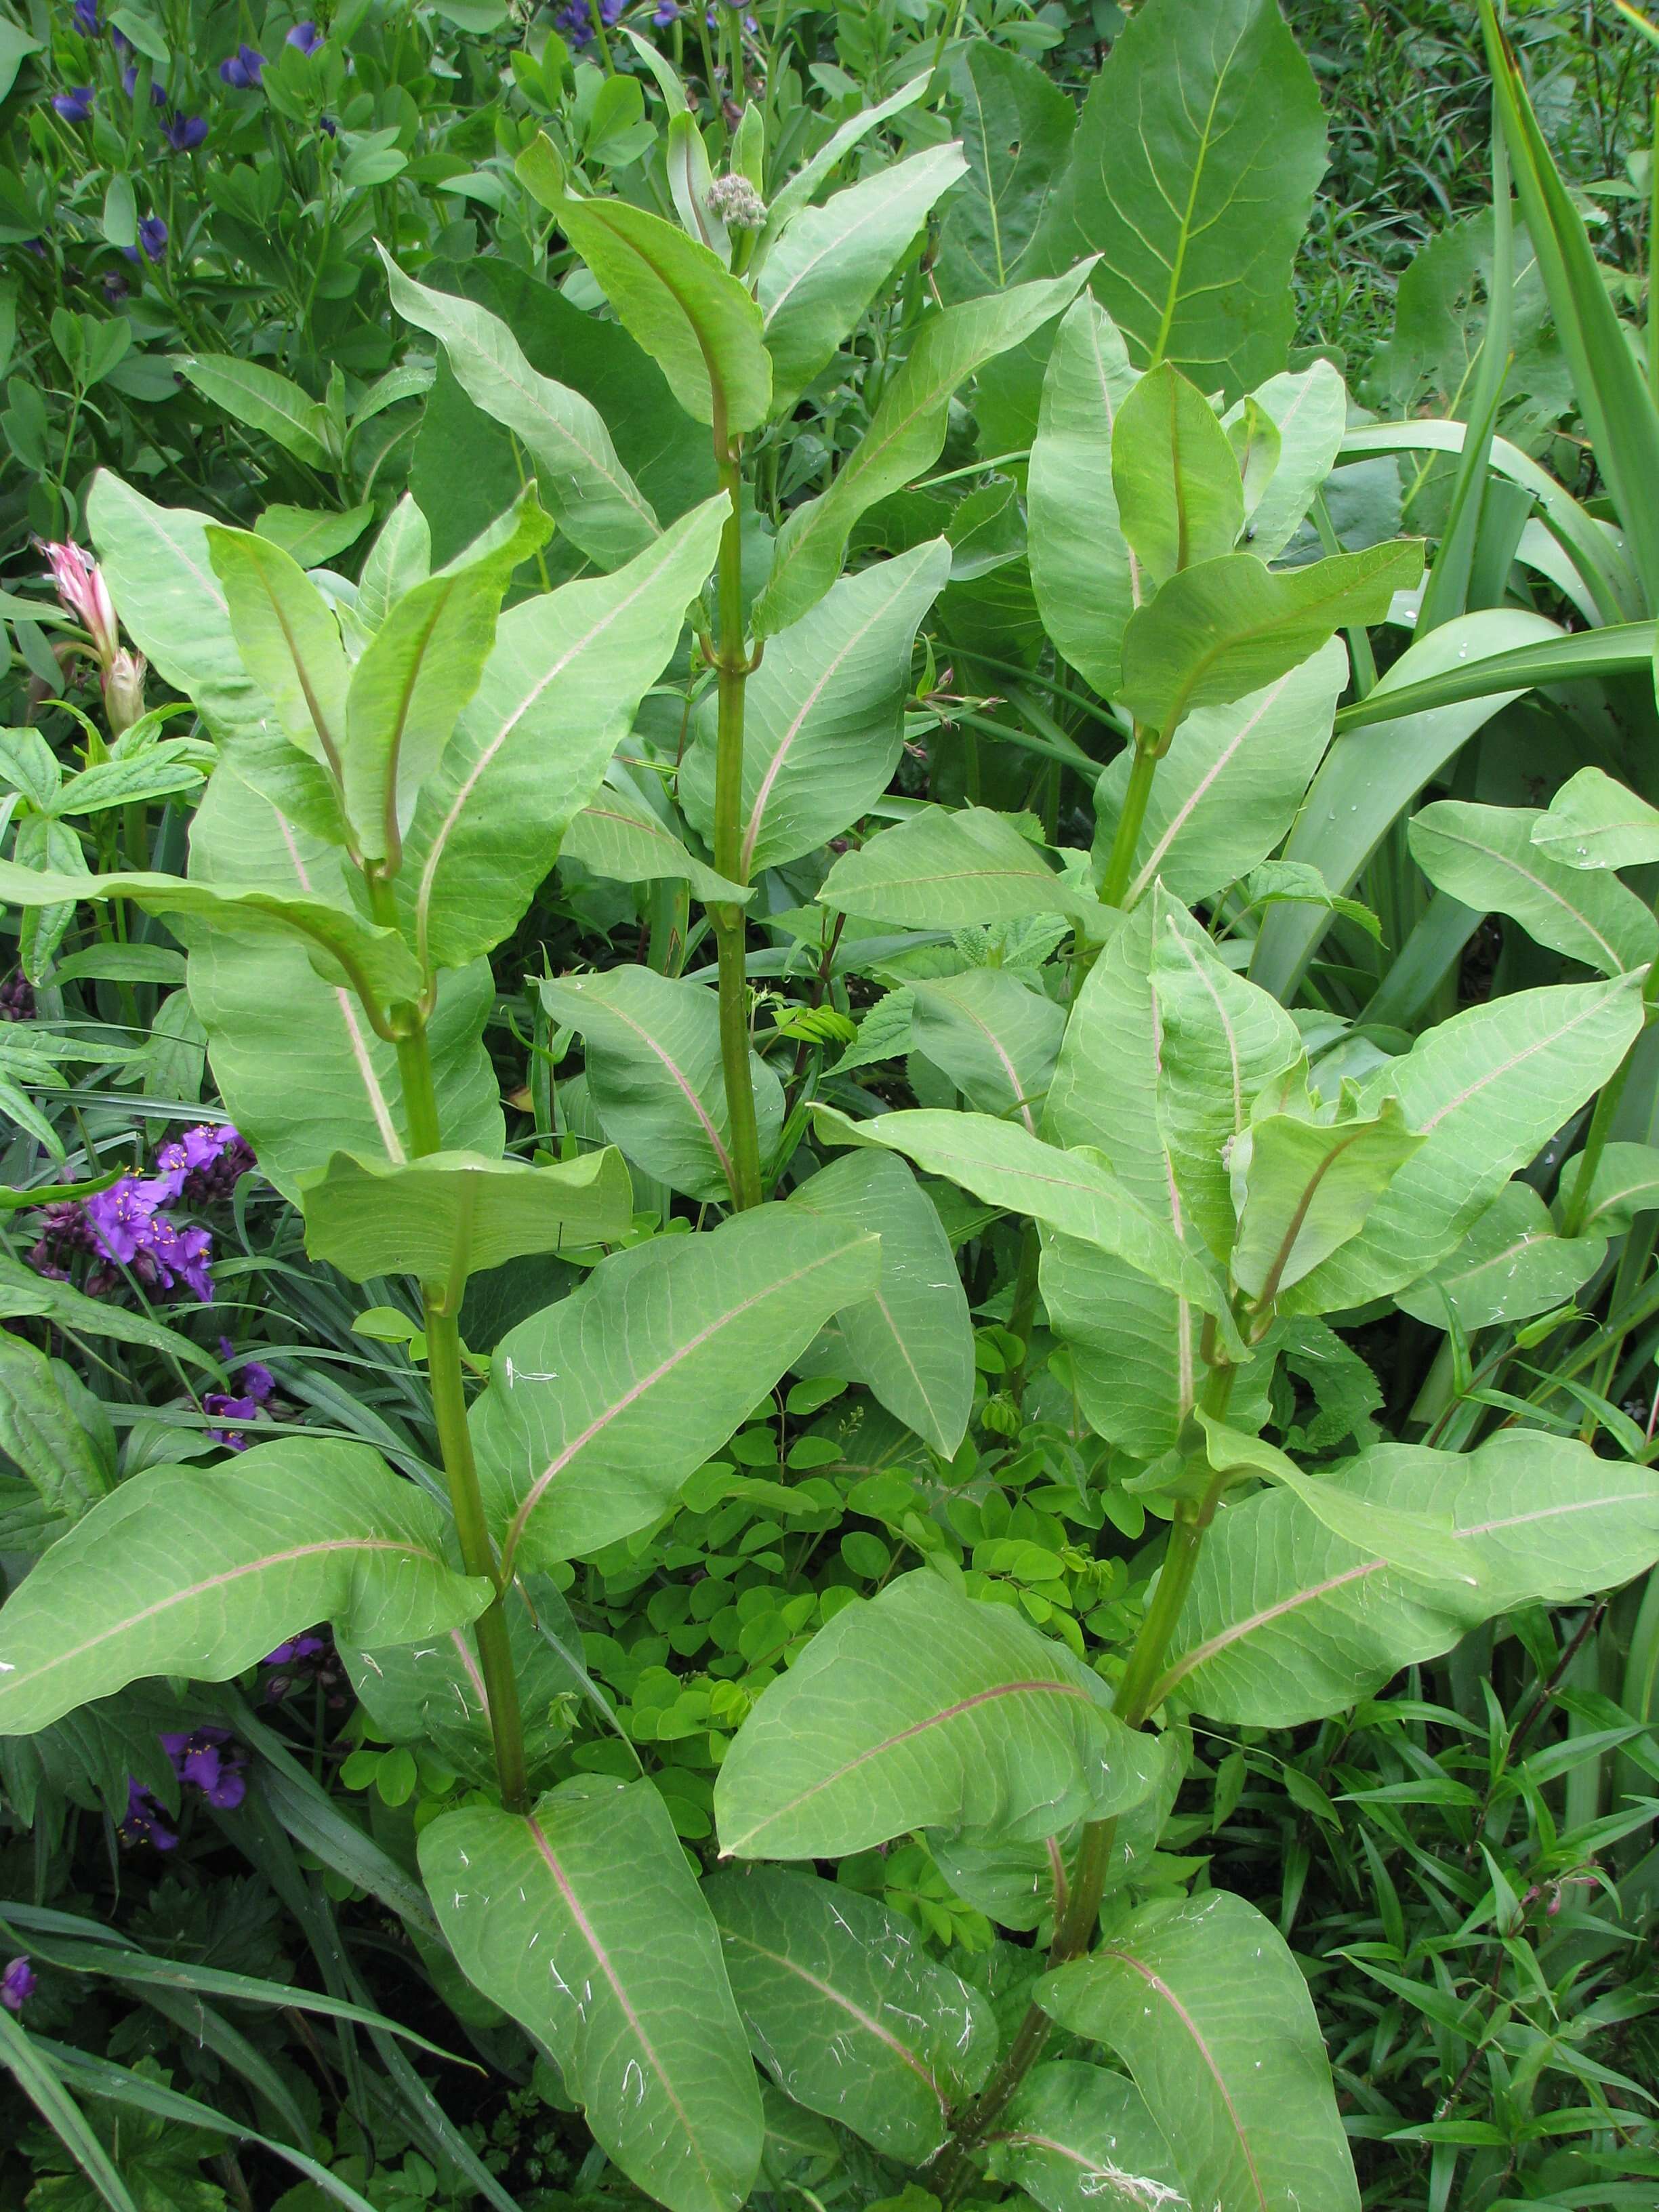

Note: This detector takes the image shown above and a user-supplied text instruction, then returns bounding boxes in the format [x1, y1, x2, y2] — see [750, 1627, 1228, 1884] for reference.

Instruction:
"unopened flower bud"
[705, 172, 765, 230]
[102, 647, 146, 734]
[40, 539, 119, 665]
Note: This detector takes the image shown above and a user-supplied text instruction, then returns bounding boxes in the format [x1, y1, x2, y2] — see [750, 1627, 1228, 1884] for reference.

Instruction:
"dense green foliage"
[3, 2, 1659, 2209]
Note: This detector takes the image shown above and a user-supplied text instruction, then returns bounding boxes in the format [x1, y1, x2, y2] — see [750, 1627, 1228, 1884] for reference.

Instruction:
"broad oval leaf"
[299, 1148, 634, 1284]
[1039, 1890, 1360, 2212]
[1409, 798, 1657, 975]
[985, 2061, 1187, 2212]
[1156, 1431, 1659, 1726]
[787, 1147, 975, 1457]
[1111, 362, 1243, 588]
[474, 1205, 880, 1576]
[1531, 764, 1659, 873]
[911, 968, 1067, 1135]
[1395, 1180, 1605, 1330]
[819, 806, 1093, 930]
[0, 1438, 490, 1736]
[421, 1778, 763, 2212]
[714, 1570, 1164, 1858]
[705, 1865, 994, 2162]
[560, 783, 750, 906]
[938, 43, 1076, 301]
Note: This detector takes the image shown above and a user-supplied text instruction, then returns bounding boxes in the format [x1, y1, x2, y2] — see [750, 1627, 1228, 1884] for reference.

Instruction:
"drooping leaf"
[706, 1866, 994, 2162]
[1231, 359, 1349, 561]
[381, 255, 662, 571]
[754, 267, 1092, 637]
[985, 2062, 1187, 2212]
[1158, 1431, 1659, 1726]
[937, 43, 1077, 300]
[813, 1104, 1240, 1343]
[0, 1439, 489, 1736]
[1408, 799, 1658, 975]
[787, 1149, 974, 1457]
[1027, 295, 1141, 701]
[760, 145, 968, 412]
[1230, 1097, 1427, 1303]
[682, 539, 951, 876]
[398, 495, 728, 972]
[1033, 0, 1328, 398]
[1574, 1140, 1659, 1235]
[1119, 540, 1424, 737]
[910, 968, 1067, 1134]
[1530, 764, 1659, 874]
[540, 967, 783, 1206]
[819, 806, 1095, 930]
[204, 525, 350, 771]
[1111, 363, 1243, 589]
[714, 1570, 1164, 1858]
[517, 157, 773, 434]
[421, 1778, 762, 2212]
[473, 1206, 879, 1575]
[1039, 1890, 1360, 2212]
[1394, 1180, 1605, 1330]
[300, 1148, 634, 1284]
[560, 786, 750, 905]
[1282, 974, 1643, 1312]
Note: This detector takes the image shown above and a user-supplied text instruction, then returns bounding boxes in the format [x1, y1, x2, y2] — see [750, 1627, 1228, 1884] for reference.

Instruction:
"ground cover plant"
[2, 0, 1659, 2207]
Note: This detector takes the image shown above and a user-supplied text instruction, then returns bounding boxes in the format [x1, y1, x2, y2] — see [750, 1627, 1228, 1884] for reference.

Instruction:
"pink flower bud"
[40, 539, 120, 665]
[102, 647, 146, 734]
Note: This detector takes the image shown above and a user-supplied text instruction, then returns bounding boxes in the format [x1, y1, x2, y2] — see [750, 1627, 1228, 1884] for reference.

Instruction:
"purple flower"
[265, 1635, 325, 1666]
[138, 214, 167, 258]
[121, 63, 169, 102]
[154, 1122, 254, 1204]
[653, 0, 678, 20]
[0, 973, 33, 1022]
[121, 1780, 178, 1851]
[161, 1726, 247, 1811]
[206, 1347, 276, 1449]
[73, 0, 101, 34]
[1, 1958, 35, 2013]
[219, 42, 264, 87]
[287, 20, 322, 51]
[53, 86, 94, 122]
[163, 109, 207, 151]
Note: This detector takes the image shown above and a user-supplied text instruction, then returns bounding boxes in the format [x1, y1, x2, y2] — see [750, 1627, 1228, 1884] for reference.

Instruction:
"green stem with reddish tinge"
[710, 440, 764, 1210]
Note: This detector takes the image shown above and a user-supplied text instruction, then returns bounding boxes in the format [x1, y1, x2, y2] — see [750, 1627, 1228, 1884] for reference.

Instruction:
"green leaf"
[1250, 608, 1565, 998]
[0, 1333, 109, 1523]
[1408, 800, 1658, 976]
[760, 144, 967, 413]
[399, 495, 728, 971]
[937, 43, 1077, 300]
[716, 1570, 1163, 1858]
[0, 857, 422, 1008]
[517, 157, 772, 434]
[0, 2008, 139, 2212]
[910, 968, 1067, 1134]
[254, 501, 375, 570]
[1330, 617, 1652, 737]
[176, 354, 332, 468]
[473, 1204, 879, 1575]
[1111, 363, 1242, 589]
[819, 806, 1095, 930]
[706, 1866, 994, 2162]
[560, 786, 750, 905]
[0, 19, 41, 104]
[787, 1148, 975, 1457]
[1574, 1140, 1659, 1233]
[86, 473, 270, 745]
[381, 254, 661, 571]
[541, 967, 783, 1206]
[0, 1254, 218, 1370]
[1394, 1181, 1605, 1330]
[420, 1778, 762, 2212]
[1039, 1890, 1360, 2212]
[760, 71, 934, 241]
[1231, 1097, 1427, 1303]
[1120, 540, 1424, 737]
[754, 266, 1092, 637]
[1530, 765, 1659, 873]
[1196, 1415, 1473, 1586]
[1027, 296, 1141, 701]
[186, 752, 501, 1200]
[1282, 974, 1643, 1313]
[1233, 360, 1349, 561]
[984, 2061, 1185, 2212]
[0, 1438, 489, 1736]
[204, 525, 349, 771]
[1033, 0, 1327, 398]
[682, 539, 951, 877]
[1148, 888, 1304, 1263]
[342, 491, 552, 864]
[1158, 1431, 1659, 1726]
[300, 1148, 634, 1284]
[813, 1104, 1241, 1346]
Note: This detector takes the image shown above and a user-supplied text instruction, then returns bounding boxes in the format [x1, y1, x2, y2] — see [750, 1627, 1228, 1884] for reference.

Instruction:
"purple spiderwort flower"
[163, 109, 207, 151]
[1, 1959, 35, 2013]
[53, 86, 94, 122]
[206, 1353, 275, 1450]
[265, 1635, 326, 1666]
[287, 20, 322, 52]
[219, 42, 264, 87]
[1, 974, 34, 1022]
[161, 1727, 247, 1809]
[73, 0, 100, 34]
[121, 1780, 178, 1851]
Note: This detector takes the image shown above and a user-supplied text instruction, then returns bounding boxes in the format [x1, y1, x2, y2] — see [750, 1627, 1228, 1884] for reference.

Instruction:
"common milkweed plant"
[3, 0, 1659, 2207]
